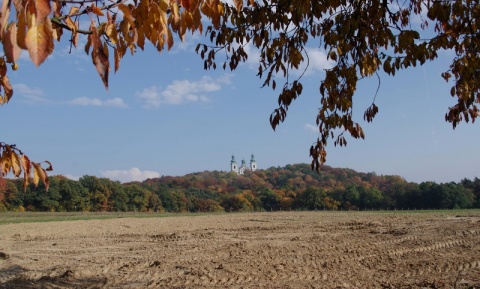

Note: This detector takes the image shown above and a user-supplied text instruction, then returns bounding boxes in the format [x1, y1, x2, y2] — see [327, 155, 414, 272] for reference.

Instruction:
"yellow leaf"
[65, 16, 77, 32]
[105, 23, 118, 45]
[32, 162, 41, 187]
[25, 21, 54, 67]
[1, 148, 12, 176]
[68, 6, 79, 16]
[11, 151, 21, 177]
[0, 0, 11, 36]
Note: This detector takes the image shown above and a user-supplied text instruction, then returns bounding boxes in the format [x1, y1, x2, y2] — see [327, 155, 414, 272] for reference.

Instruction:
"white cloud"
[136, 75, 228, 108]
[13, 83, 50, 103]
[300, 48, 335, 76]
[68, 97, 128, 108]
[101, 167, 161, 183]
[64, 174, 80, 181]
[304, 123, 318, 133]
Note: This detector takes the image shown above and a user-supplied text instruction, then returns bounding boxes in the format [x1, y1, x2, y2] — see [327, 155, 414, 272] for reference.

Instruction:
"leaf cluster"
[196, 0, 480, 170]
[0, 143, 52, 191]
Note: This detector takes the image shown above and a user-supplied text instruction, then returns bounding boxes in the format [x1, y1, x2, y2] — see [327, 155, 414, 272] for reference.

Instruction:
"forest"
[1, 164, 479, 212]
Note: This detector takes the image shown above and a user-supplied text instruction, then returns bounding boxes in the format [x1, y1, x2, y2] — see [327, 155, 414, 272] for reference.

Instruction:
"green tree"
[79, 176, 114, 211]
[59, 177, 89, 211]
[124, 184, 152, 212]
[24, 176, 62, 211]
[343, 185, 360, 209]
[295, 186, 326, 210]
[257, 188, 281, 211]
[358, 186, 384, 209]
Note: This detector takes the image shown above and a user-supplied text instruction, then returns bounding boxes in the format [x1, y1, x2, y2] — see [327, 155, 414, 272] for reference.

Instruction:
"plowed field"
[1, 211, 479, 288]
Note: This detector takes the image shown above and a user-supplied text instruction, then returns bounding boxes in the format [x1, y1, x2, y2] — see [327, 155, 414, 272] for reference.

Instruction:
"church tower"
[250, 154, 257, 171]
[239, 159, 247, 175]
[231, 155, 238, 174]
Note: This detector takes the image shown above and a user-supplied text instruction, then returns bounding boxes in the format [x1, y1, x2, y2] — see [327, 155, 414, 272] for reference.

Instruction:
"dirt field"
[0, 211, 479, 288]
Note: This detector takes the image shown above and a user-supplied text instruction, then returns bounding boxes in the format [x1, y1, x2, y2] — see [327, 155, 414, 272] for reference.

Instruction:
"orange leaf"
[25, 20, 54, 67]
[4, 24, 22, 63]
[91, 5, 104, 16]
[233, 0, 242, 11]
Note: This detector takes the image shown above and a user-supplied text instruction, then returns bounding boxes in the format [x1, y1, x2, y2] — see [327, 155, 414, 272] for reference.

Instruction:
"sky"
[2, 16, 479, 184]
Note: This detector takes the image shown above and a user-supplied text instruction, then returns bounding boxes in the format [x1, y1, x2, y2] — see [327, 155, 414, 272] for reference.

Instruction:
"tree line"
[1, 164, 479, 212]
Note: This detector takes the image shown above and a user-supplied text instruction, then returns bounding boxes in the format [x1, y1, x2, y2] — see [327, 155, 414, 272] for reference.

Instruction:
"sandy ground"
[0, 211, 479, 288]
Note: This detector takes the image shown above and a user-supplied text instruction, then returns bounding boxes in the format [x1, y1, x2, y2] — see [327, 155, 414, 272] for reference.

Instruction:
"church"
[230, 154, 257, 175]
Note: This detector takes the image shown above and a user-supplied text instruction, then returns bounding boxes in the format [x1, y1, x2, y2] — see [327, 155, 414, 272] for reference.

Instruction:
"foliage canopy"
[0, 0, 478, 183]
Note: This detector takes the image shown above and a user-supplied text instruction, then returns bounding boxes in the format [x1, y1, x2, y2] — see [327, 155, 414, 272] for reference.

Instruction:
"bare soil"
[0, 211, 479, 288]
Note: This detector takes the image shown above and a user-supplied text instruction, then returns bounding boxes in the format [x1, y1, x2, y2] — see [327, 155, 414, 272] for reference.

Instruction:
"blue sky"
[2, 23, 479, 184]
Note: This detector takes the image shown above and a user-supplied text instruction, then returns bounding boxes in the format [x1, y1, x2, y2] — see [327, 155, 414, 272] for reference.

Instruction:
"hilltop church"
[230, 154, 257, 175]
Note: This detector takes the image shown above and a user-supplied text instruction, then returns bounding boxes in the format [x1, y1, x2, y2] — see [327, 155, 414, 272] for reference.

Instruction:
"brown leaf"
[167, 27, 174, 50]
[52, 20, 63, 41]
[52, 0, 61, 17]
[114, 47, 120, 72]
[1, 75, 13, 104]
[181, 0, 190, 10]
[34, 0, 51, 25]
[16, 8, 27, 49]
[89, 22, 109, 89]
[4, 24, 22, 63]
[25, 20, 54, 67]
[21, 155, 31, 190]
[43, 160, 53, 171]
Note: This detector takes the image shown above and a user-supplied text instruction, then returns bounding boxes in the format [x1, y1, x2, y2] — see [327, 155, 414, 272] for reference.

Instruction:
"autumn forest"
[0, 164, 478, 212]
